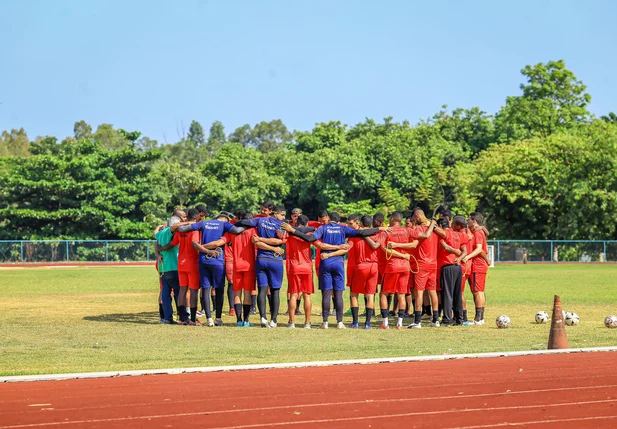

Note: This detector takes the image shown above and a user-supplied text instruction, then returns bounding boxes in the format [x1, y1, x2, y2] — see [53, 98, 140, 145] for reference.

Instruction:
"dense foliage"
[1, 60, 616, 240]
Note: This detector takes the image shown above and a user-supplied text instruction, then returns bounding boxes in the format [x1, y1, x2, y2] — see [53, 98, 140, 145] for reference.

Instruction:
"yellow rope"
[409, 254, 419, 274]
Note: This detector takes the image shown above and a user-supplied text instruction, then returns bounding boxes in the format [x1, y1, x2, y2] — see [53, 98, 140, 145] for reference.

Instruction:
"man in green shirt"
[155, 215, 183, 324]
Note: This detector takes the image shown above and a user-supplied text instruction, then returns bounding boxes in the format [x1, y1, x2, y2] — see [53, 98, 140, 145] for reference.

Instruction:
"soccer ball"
[496, 315, 511, 329]
[564, 312, 580, 326]
[604, 315, 617, 329]
[535, 311, 549, 324]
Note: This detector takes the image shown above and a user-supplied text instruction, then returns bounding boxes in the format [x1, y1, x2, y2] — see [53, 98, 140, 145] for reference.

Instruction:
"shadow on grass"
[83, 312, 159, 325]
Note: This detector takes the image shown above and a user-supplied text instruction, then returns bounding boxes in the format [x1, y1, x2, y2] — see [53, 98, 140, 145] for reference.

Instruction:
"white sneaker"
[206, 318, 214, 327]
[214, 318, 223, 326]
[320, 322, 328, 329]
[337, 322, 346, 329]
[304, 323, 311, 329]
[288, 323, 295, 329]
[474, 319, 485, 326]
[407, 322, 422, 329]
[269, 321, 278, 328]
[260, 317, 269, 328]
[430, 321, 441, 327]
[196, 310, 205, 317]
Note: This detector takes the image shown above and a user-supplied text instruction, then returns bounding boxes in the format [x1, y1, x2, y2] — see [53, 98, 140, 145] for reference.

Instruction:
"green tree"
[252, 119, 293, 153]
[0, 128, 30, 157]
[73, 120, 92, 141]
[206, 120, 226, 156]
[187, 120, 206, 147]
[93, 124, 131, 150]
[228, 124, 253, 148]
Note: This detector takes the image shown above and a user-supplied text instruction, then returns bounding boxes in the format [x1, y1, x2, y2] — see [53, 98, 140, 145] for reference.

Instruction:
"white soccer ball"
[564, 312, 580, 326]
[535, 311, 549, 324]
[604, 315, 617, 329]
[496, 315, 511, 329]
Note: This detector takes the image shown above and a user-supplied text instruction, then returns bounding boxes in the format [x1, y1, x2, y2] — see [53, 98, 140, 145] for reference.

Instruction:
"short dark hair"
[360, 215, 373, 227]
[241, 211, 253, 220]
[405, 215, 413, 222]
[195, 204, 208, 215]
[273, 205, 286, 214]
[318, 210, 329, 218]
[437, 217, 449, 229]
[297, 215, 309, 226]
[187, 208, 199, 221]
[453, 215, 467, 228]
[440, 209, 452, 220]
[373, 212, 385, 222]
[235, 210, 246, 219]
[347, 214, 359, 222]
[329, 212, 341, 223]
[261, 201, 274, 210]
[390, 211, 403, 222]
[173, 208, 186, 218]
[469, 212, 484, 225]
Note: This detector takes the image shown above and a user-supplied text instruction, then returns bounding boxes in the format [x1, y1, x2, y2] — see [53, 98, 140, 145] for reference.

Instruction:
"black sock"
[364, 296, 368, 308]
[234, 304, 242, 322]
[351, 307, 359, 324]
[257, 288, 267, 319]
[296, 298, 302, 312]
[365, 308, 374, 325]
[190, 307, 197, 323]
[243, 304, 251, 322]
[398, 309, 405, 322]
[432, 311, 439, 323]
[424, 305, 432, 316]
[251, 295, 257, 310]
[271, 289, 280, 323]
[463, 309, 468, 322]
[334, 290, 344, 323]
[178, 305, 186, 322]
[215, 289, 224, 319]
[322, 290, 332, 322]
[479, 307, 485, 321]
[475, 308, 482, 322]
[387, 295, 393, 310]
[158, 303, 164, 319]
[414, 310, 422, 324]
[381, 308, 389, 319]
[227, 283, 234, 311]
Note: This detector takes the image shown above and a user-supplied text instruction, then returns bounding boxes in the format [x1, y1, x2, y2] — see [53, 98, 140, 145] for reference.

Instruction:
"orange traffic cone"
[548, 295, 569, 349]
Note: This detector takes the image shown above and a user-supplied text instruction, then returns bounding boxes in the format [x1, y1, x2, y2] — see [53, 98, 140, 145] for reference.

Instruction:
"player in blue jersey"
[283, 212, 388, 329]
[234, 205, 288, 328]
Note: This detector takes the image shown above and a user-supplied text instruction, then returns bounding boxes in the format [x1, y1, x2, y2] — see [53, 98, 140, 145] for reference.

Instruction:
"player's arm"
[202, 237, 227, 249]
[282, 222, 318, 242]
[348, 226, 390, 237]
[416, 220, 437, 239]
[254, 241, 285, 256]
[454, 246, 468, 264]
[382, 246, 410, 260]
[153, 224, 165, 238]
[171, 221, 193, 233]
[479, 250, 491, 264]
[481, 226, 490, 237]
[158, 242, 175, 251]
[440, 240, 462, 256]
[191, 241, 219, 257]
[317, 242, 350, 251]
[433, 226, 446, 239]
[462, 243, 483, 263]
[252, 236, 284, 246]
[363, 236, 381, 250]
[321, 248, 349, 260]
[387, 241, 419, 250]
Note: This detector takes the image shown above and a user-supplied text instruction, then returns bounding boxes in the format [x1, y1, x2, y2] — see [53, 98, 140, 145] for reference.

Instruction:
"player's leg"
[379, 274, 391, 329]
[440, 266, 454, 325]
[265, 260, 284, 327]
[242, 271, 256, 326]
[364, 264, 377, 329]
[250, 289, 257, 315]
[350, 292, 360, 327]
[233, 272, 244, 326]
[395, 272, 409, 329]
[302, 273, 314, 328]
[472, 273, 487, 324]
[187, 269, 201, 325]
[332, 262, 345, 327]
[288, 292, 298, 326]
[160, 272, 176, 324]
[319, 265, 333, 328]
[199, 265, 214, 325]
[255, 260, 269, 327]
[212, 264, 226, 325]
[410, 271, 428, 328]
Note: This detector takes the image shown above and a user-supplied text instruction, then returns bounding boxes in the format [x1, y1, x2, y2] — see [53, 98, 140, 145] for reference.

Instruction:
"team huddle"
[154, 201, 490, 330]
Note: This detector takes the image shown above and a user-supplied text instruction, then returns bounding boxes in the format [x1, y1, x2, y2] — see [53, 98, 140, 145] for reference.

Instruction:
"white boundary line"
[2, 346, 616, 384]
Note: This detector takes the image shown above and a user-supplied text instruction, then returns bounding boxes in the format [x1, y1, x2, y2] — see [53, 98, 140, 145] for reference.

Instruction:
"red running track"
[2, 352, 617, 429]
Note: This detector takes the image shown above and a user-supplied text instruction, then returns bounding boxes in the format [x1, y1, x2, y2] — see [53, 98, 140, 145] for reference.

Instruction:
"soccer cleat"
[206, 318, 215, 327]
[320, 322, 328, 330]
[430, 321, 441, 327]
[378, 323, 389, 330]
[304, 323, 312, 329]
[407, 322, 422, 329]
[348, 322, 359, 329]
[236, 321, 244, 327]
[474, 319, 485, 326]
[249, 307, 256, 315]
[364, 323, 371, 330]
[196, 310, 205, 317]
[229, 309, 236, 317]
[260, 317, 269, 328]
[337, 322, 346, 329]
[295, 309, 303, 316]
[242, 321, 253, 327]
[403, 312, 411, 318]
[269, 321, 278, 328]
[160, 319, 177, 325]
[214, 318, 223, 326]
[283, 311, 290, 316]
[288, 323, 296, 329]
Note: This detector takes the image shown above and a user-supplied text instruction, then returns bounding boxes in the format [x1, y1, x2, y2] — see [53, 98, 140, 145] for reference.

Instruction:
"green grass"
[1, 264, 617, 376]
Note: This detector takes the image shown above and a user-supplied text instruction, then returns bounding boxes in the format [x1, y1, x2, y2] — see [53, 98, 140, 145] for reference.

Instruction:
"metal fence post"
[146, 244, 150, 261]
[105, 241, 109, 262]
[497, 241, 500, 263]
[20, 241, 24, 263]
[65, 241, 69, 262]
[550, 241, 554, 263]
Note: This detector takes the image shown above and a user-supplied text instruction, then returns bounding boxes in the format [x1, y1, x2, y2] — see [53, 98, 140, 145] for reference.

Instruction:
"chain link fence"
[0, 240, 616, 264]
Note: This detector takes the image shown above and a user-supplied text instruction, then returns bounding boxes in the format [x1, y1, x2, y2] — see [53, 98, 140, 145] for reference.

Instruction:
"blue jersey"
[312, 223, 358, 262]
[191, 220, 234, 265]
[248, 217, 287, 260]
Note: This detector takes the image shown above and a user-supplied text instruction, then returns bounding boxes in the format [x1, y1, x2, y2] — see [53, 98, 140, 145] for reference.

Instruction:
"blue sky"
[2, 0, 616, 143]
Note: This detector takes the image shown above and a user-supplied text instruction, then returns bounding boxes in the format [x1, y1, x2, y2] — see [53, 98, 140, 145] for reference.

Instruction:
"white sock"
[397, 317, 403, 326]
[383, 318, 388, 327]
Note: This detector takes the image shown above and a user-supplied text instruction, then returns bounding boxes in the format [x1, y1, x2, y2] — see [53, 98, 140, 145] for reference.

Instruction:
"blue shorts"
[199, 263, 225, 289]
[318, 258, 345, 291]
[256, 258, 284, 289]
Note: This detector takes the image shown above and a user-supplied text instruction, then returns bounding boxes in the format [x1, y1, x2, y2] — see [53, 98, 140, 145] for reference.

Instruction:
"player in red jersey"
[223, 212, 236, 318]
[286, 208, 305, 317]
[283, 214, 317, 328]
[462, 212, 490, 325]
[347, 215, 382, 329]
[380, 212, 414, 329]
[405, 215, 418, 316]
[372, 213, 388, 306]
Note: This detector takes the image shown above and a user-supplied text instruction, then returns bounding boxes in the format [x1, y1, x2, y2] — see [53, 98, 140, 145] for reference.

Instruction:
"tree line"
[1, 60, 616, 241]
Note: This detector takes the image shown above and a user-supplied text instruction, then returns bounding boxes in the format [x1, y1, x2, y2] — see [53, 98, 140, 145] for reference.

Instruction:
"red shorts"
[350, 263, 378, 295]
[233, 271, 256, 292]
[407, 273, 415, 294]
[471, 272, 487, 293]
[225, 263, 233, 284]
[288, 272, 314, 294]
[179, 269, 200, 290]
[382, 271, 410, 294]
[414, 269, 436, 291]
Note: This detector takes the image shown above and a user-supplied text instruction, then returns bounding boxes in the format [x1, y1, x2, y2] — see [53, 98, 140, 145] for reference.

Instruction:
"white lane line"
[1, 396, 616, 428]
[2, 346, 617, 383]
[453, 415, 617, 428]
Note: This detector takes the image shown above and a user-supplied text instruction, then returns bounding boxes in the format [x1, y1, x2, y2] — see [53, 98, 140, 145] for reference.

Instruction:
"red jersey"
[171, 230, 200, 272]
[471, 229, 489, 274]
[228, 229, 257, 272]
[437, 229, 468, 268]
[223, 233, 234, 265]
[351, 236, 379, 264]
[410, 224, 439, 270]
[347, 237, 358, 281]
[286, 234, 313, 275]
[385, 226, 413, 273]
[307, 221, 322, 271]
[373, 231, 388, 274]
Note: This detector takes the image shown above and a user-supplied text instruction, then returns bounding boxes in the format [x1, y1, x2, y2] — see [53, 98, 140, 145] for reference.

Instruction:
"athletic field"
[1, 264, 616, 377]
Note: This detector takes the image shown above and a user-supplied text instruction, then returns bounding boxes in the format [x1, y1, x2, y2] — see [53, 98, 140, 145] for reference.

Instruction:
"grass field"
[1, 264, 617, 376]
